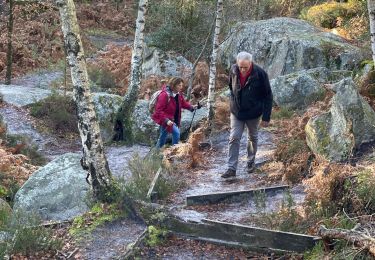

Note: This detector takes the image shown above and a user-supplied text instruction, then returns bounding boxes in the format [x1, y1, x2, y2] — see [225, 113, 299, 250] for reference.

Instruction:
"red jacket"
[152, 86, 193, 132]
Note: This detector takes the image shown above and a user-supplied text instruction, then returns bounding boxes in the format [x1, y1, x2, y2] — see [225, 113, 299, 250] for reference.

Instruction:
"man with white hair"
[221, 51, 273, 178]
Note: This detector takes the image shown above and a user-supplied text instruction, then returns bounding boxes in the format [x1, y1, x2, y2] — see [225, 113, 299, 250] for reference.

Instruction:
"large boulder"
[0, 85, 51, 107]
[92, 93, 123, 143]
[271, 67, 351, 109]
[142, 47, 192, 79]
[305, 78, 375, 161]
[13, 153, 90, 221]
[218, 18, 362, 79]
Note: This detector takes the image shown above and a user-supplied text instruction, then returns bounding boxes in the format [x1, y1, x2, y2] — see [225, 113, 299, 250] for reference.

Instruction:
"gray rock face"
[142, 47, 192, 78]
[0, 85, 51, 107]
[218, 18, 362, 79]
[92, 93, 123, 143]
[305, 78, 375, 161]
[270, 67, 351, 109]
[13, 153, 90, 221]
[132, 100, 159, 145]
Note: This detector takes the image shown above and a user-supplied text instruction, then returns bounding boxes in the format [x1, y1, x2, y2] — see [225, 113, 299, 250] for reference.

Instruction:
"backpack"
[149, 90, 171, 114]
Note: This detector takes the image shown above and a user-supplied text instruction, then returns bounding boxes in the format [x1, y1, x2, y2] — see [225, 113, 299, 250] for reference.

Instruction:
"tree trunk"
[318, 225, 375, 256]
[55, 0, 113, 201]
[368, 0, 375, 66]
[5, 0, 14, 85]
[207, 0, 223, 124]
[114, 0, 149, 142]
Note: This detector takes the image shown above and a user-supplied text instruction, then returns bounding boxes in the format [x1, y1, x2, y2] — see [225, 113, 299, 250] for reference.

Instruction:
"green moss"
[145, 225, 168, 247]
[69, 203, 123, 237]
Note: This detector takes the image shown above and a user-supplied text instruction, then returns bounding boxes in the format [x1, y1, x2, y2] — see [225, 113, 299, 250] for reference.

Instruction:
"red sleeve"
[152, 91, 170, 126]
[180, 94, 193, 111]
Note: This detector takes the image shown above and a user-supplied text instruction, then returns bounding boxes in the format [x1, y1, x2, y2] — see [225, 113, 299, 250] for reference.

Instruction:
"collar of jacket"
[232, 63, 260, 84]
[165, 85, 177, 97]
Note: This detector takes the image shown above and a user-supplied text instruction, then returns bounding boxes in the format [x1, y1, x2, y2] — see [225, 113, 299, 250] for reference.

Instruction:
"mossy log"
[135, 201, 320, 253]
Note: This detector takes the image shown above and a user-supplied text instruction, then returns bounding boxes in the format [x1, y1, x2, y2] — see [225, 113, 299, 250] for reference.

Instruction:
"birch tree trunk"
[55, 0, 113, 200]
[5, 0, 14, 85]
[368, 0, 375, 66]
[207, 0, 223, 124]
[114, 0, 148, 142]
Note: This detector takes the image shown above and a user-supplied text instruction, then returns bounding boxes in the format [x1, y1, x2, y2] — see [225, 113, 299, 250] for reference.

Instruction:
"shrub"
[0, 211, 62, 258]
[5, 135, 46, 166]
[354, 170, 375, 213]
[29, 92, 78, 134]
[121, 151, 183, 201]
[87, 64, 117, 90]
[275, 137, 309, 163]
[146, 0, 215, 60]
[271, 106, 294, 120]
[301, 0, 363, 29]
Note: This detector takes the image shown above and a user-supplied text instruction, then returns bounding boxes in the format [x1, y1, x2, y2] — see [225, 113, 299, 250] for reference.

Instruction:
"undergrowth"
[5, 134, 46, 166]
[121, 151, 183, 202]
[0, 210, 62, 258]
[69, 203, 124, 238]
[29, 92, 78, 134]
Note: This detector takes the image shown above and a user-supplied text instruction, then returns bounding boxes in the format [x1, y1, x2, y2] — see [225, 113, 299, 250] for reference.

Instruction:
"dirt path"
[81, 218, 146, 260]
[170, 129, 305, 220]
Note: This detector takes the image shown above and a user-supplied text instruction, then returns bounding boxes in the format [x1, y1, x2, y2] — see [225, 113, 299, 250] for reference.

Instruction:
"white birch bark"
[207, 0, 223, 122]
[115, 0, 148, 142]
[55, 0, 113, 199]
[368, 0, 375, 66]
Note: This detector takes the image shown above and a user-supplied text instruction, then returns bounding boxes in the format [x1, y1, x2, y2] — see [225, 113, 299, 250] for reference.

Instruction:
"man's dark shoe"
[247, 161, 256, 173]
[221, 169, 236, 178]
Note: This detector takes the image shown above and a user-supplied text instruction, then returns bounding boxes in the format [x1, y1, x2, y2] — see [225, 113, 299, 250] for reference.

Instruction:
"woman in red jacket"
[152, 77, 196, 148]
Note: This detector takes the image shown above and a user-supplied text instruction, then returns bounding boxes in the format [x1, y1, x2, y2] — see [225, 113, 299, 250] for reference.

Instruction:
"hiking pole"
[189, 101, 200, 132]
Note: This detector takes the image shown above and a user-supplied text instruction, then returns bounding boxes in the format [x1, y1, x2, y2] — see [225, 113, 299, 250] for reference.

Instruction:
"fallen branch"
[147, 167, 162, 200]
[122, 228, 148, 259]
[318, 225, 375, 256]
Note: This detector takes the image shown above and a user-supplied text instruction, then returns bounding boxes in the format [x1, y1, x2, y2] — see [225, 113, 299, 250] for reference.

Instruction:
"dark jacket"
[229, 63, 273, 121]
[151, 86, 193, 133]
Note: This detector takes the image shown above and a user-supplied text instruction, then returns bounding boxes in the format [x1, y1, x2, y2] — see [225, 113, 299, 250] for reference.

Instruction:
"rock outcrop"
[305, 78, 375, 161]
[142, 47, 192, 79]
[218, 18, 362, 79]
[270, 67, 351, 109]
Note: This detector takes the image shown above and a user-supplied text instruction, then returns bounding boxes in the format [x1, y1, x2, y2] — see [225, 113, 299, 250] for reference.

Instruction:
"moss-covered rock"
[218, 18, 362, 79]
[305, 78, 375, 161]
[271, 67, 352, 110]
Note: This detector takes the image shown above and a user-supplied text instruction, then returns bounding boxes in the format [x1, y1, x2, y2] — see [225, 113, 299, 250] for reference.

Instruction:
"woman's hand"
[167, 120, 174, 126]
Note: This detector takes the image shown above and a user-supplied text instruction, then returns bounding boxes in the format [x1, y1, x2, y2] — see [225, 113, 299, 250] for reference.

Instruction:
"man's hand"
[167, 120, 174, 126]
[260, 121, 270, 127]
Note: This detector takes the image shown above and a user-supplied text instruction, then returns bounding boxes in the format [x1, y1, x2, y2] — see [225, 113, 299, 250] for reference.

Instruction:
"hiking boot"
[247, 160, 256, 173]
[221, 169, 236, 178]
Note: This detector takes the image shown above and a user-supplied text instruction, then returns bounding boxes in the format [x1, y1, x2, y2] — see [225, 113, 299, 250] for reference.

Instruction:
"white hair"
[236, 51, 253, 62]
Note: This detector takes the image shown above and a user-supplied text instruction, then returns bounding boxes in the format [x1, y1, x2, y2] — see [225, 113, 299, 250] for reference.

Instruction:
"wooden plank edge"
[186, 185, 289, 206]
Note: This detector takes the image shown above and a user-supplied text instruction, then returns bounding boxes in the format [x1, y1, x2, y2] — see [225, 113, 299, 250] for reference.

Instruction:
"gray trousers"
[228, 113, 261, 171]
